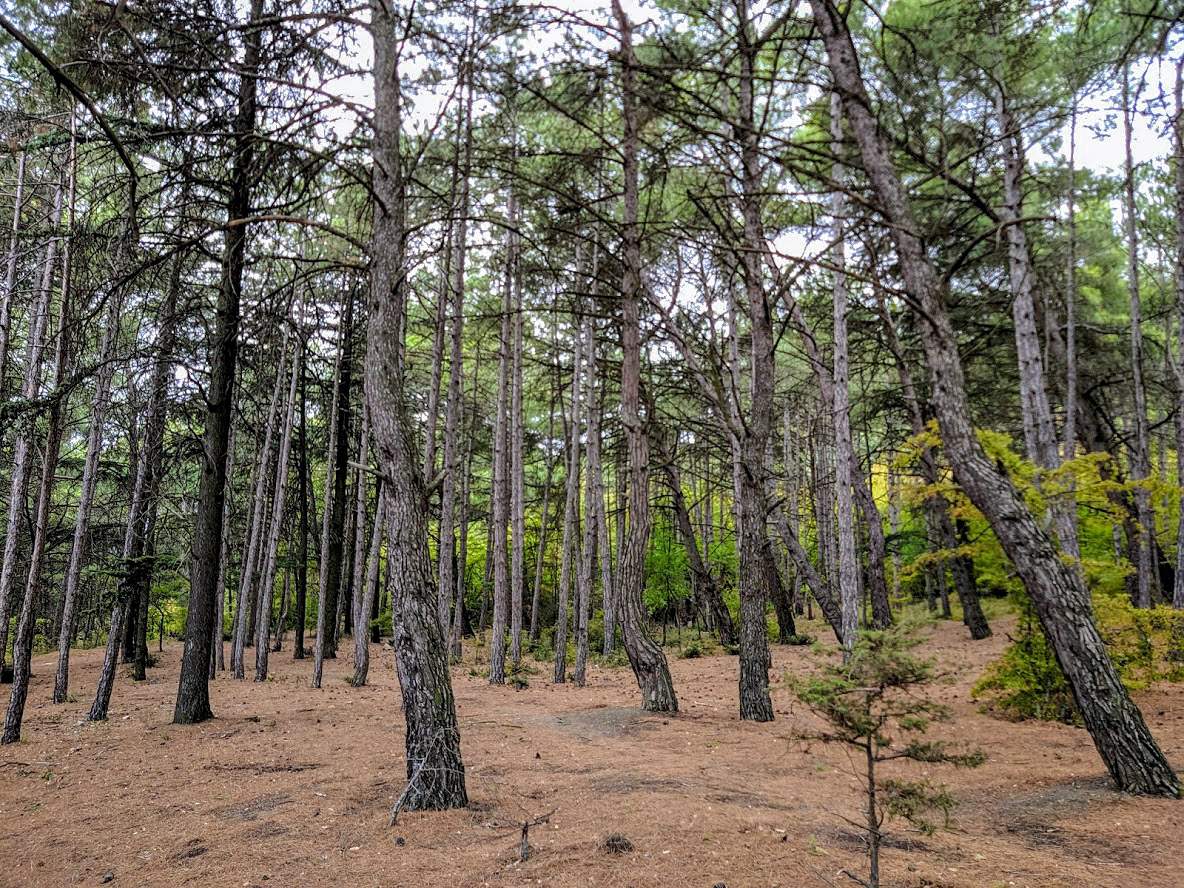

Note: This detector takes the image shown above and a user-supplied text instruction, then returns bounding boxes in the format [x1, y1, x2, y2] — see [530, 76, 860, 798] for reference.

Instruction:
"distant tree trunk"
[312, 324, 344, 689]
[530, 384, 558, 644]
[323, 293, 354, 657]
[657, 433, 737, 646]
[3, 199, 71, 743]
[553, 317, 583, 684]
[995, 62, 1080, 565]
[212, 422, 237, 676]
[812, 0, 1178, 796]
[0, 178, 61, 675]
[875, 292, 989, 639]
[509, 195, 527, 665]
[0, 149, 26, 404]
[1173, 62, 1184, 609]
[233, 334, 289, 677]
[349, 410, 372, 652]
[605, 454, 626, 655]
[55, 204, 133, 700]
[368, 0, 468, 809]
[829, 90, 860, 654]
[255, 346, 300, 681]
[613, 0, 677, 713]
[437, 54, 475, 636]
[294, 345, 310, 655]
[490, 196, 514, 684]
[173, 0, 263, 726]
[575, 315, 599, 686]
[1122, 63, 1156, 608]
[352, 487, 386, 686]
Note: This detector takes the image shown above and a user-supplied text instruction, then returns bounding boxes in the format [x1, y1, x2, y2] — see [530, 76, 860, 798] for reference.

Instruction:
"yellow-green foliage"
[974, 594, 1184, 723]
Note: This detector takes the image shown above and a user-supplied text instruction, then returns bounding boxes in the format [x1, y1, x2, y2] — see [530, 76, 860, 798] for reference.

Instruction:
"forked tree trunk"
[811, 0, 1178, 796]
[612, 0, 677, 713]
[368, 0, 467, 811]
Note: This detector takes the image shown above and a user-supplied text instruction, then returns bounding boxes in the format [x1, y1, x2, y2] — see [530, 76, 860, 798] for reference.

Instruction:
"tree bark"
[368, 0, 467, 810]
[173, 0, 263, 725]
[612, 0, 677, 712]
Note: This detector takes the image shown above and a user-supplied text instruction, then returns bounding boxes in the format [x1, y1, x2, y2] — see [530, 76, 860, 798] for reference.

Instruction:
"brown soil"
[1, 616, 1181, 888]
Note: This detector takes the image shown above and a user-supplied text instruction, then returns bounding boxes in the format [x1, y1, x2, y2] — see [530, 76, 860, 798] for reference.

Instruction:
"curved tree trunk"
[368, 0, 467, 811]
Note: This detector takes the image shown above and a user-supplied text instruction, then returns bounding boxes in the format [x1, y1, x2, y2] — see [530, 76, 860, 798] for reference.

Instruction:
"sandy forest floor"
[0, 616, 1181, 888]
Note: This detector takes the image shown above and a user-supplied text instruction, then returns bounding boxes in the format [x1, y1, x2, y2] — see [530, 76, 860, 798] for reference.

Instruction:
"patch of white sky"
[311, 0, 1174, 322]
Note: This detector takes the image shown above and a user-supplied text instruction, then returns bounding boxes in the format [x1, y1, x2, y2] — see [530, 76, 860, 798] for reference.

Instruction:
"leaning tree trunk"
[811, 0, 1178, 796]
[0, 179, 61, 674]
[173, 0, 263, 725]
[612, 0, 677, 712]
[368, 0, 467, 811]
[0, 149, 26, 404]
[3, 216, 71, 744]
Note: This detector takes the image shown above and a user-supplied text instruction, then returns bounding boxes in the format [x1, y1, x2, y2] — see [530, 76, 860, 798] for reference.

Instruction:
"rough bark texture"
[173, 0, 263, 725]
[368, 0, 467, 811]
[811, 0, 1178, 796]
[613, 0, 677, 713]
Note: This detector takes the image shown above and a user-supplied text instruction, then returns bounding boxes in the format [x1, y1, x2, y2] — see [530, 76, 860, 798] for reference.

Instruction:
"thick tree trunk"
[368, 0, 467, 811]
[613, 0, 677, 712]
[173, 0, 263, 725]
[812, 0, 1178, 796]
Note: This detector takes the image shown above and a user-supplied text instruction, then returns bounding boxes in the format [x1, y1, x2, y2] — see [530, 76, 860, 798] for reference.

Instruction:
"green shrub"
[680, 641, 702, 659]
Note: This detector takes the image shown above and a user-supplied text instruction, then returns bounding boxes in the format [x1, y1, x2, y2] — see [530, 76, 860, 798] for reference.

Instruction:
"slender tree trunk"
[530, 385, 558, 644]
[255, 346, 300, 681]
[1173, 61, 1184, 609]
[0, 149, 26, 403]
[437, 54, 475, 636]
[323, 293, 354, 656]
[3, 196, 72, 743]
[812, 0, 1178, 796]
[509, 196, 527, 665]
[830, 90, 860, 654]
[312, 324, 344, 689]
[173, 0, 263, 725]
[1122, 63, 1156, 608]
[575, 316, 599, 686]
[212, 422, 237, 676]
[352, 487, 386, 686]
[368, 1, 467, 810]
[490, 197, 514, 684]
[295, 344, 310, 655]
[233, 334, 289, 677]
[0, 179, 61, 674]
[553, 318, 583, 684]
[613, 0, 677, 712]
